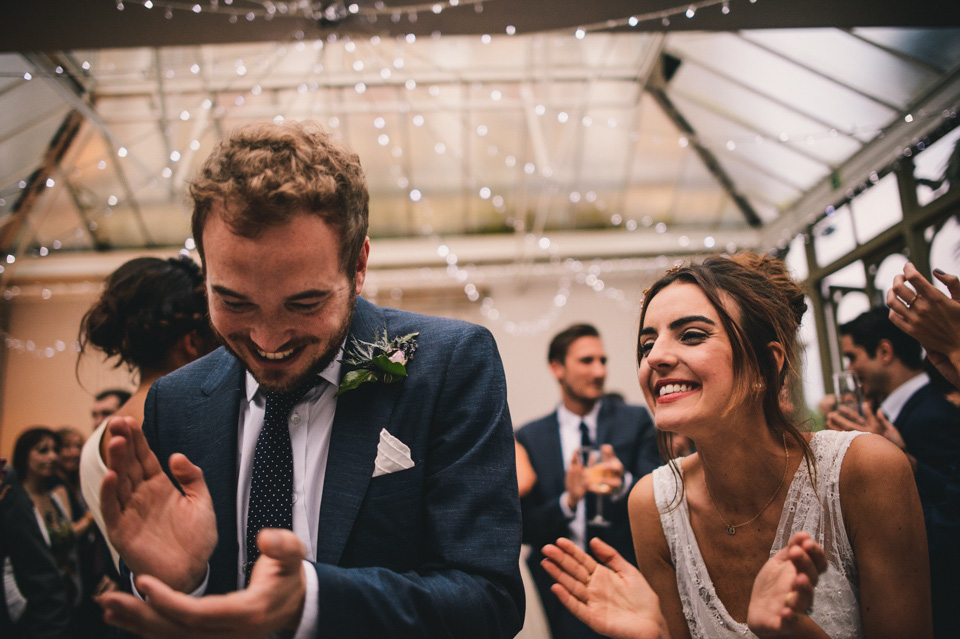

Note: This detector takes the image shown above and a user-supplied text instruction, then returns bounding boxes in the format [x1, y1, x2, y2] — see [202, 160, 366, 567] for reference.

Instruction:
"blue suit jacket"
[515, 400, 659, 638]
[894, 382, 960, 508]
[141, 297, 524, 638]
[895, 382, 960, 639]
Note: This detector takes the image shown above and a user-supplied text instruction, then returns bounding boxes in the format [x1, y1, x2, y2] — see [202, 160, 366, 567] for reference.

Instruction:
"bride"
[542, 253, 931, 639]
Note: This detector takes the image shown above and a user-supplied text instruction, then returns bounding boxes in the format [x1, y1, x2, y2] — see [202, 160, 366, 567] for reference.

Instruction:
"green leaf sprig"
[336, 329, 419, 396]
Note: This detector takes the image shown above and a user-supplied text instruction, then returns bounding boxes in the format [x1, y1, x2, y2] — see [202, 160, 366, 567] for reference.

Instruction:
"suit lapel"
[316, 298, 397, 565]
[191, 350, 244, 592]
[544, 412, 567, 493]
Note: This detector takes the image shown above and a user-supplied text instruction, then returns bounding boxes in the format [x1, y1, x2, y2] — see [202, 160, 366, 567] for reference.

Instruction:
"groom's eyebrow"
[211, 284, 246, 299]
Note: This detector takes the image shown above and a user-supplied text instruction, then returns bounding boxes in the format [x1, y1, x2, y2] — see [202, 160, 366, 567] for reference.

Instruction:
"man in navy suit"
[97, 122, 524, 638]
[515, 324, 660, 639]
[830, 307, 960, 508]
[829, 306, 960, 639]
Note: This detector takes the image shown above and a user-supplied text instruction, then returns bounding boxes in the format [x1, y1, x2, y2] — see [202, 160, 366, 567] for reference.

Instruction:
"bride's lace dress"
[653, 430, 864, 639]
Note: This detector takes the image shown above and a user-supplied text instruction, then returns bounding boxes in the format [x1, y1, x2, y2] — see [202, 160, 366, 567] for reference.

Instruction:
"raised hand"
[542, 537, 669, 639]
[596, 444, 625, 493]
[887, 263, 960, 390]
[826, 401, 881, 435]
[565, 449, 590, 509]
[747, 532, 828, 637]
[98, 529, 307, 639]
[100, 416, 217, 593]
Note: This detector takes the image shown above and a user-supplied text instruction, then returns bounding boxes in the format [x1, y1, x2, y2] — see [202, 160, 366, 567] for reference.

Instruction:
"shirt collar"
[879, 371, 929, 423]
[557, 400, 601, 432]
[244, 341, 345, 403]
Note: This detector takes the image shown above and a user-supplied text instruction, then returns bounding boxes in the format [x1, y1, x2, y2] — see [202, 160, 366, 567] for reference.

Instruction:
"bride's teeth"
[258, 347, 295, 360]
[660, 383, 693, 397]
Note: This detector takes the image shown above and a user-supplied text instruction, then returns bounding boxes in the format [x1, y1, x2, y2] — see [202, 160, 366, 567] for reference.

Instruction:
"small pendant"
[725, 525, 737, 535]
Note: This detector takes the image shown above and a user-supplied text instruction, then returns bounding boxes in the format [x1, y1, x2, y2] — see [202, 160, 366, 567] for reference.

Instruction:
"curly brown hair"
[189, 121, 369, 278]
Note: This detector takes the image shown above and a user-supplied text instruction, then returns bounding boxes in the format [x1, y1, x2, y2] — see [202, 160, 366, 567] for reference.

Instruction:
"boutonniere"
[336, 329, 420, 396]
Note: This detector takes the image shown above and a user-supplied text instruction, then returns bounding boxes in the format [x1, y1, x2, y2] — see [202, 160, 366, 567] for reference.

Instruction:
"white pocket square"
[372, 428, 415, 477]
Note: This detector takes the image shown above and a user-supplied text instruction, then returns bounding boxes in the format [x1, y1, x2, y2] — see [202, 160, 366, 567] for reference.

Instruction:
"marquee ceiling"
[2, 1, 960, 285]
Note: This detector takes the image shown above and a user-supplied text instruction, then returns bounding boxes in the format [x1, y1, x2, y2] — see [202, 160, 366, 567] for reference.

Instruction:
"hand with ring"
[887, 262, 960, 390]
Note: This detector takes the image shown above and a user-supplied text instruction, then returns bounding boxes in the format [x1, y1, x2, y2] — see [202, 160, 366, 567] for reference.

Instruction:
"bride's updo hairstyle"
[78, 255, 212, 378]
[638, 252, 814, 483]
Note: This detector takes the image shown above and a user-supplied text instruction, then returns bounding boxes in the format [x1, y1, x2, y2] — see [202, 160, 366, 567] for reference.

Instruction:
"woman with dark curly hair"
[78, 255, 216, 568]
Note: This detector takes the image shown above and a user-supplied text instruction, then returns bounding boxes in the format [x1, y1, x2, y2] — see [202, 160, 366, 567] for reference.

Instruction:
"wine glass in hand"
[583, 447, 613, 527]
[832, 371, 864, 417]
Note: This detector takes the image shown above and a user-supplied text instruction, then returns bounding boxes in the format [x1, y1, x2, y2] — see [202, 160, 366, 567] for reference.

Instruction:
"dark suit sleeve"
[900, 393, 960, 506]
[0, 473, 72, 639]
[515, 427, 573, 548]
[309, 324, 525, 638]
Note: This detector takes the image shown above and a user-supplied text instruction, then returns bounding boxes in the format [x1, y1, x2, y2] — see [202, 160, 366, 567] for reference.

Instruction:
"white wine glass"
[833, 370, 864, 417]
[583, 447, 612, 527]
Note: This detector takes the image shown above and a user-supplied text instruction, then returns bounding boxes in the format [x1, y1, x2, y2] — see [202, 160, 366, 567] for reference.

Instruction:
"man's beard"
[216, 292, 355, 393]
[561, 378, 604, 407]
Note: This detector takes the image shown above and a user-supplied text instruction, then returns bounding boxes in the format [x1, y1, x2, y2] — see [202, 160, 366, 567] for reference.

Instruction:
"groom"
[98, 121, 524, 638]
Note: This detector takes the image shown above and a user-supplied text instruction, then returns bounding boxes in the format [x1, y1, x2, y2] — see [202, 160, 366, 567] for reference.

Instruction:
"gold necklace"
[704, 434, 789, 536]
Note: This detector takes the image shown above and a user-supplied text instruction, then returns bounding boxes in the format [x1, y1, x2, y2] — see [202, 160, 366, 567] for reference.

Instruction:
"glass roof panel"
[853, 27, 960, 72]
[668, 93, 831, 192]
[667, 62, 864, 165]
[741, 29, 937, 107]
[668, 32, 898, 139]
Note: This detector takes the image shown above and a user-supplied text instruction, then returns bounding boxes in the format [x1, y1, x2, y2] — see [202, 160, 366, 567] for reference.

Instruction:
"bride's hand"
[542, 537, 670, 639]
[747, 532, 828, 637]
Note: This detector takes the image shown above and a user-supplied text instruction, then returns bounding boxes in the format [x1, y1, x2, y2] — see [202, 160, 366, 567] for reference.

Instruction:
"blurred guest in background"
[516, 323, 659, 639]
[89, 390, 130, 430]
[887, 262, 960, 639]
[1, 456, 72, 639]
[8, 428, 82, 626]
[56, 428, 113, 639]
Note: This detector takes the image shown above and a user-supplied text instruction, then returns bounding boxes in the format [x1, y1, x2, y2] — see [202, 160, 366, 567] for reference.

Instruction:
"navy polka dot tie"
[245, 379, 317, 584]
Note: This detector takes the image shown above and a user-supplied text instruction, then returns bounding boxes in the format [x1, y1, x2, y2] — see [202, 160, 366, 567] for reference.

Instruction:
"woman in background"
[8, 428, 82, 621]
[78, 255, 216, 568]
[543, 253, 930, 639]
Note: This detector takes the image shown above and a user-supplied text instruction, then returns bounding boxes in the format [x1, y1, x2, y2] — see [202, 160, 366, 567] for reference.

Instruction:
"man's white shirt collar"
[880, 371, 929, 424]
[557, 401, 601, 440]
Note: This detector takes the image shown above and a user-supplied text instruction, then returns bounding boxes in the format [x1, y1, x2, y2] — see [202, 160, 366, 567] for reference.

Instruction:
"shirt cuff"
[559, 492, 576, 518]
[130, 564, 209, 600]
[292, 560, 318, 639]
[612, 471, 633, 501]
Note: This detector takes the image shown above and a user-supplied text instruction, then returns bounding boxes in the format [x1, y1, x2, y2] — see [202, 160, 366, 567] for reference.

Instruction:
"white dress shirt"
[879, 371, 930, 423]
[556, 403, 600, 549]
[556, 402, 634, 549]
[235, 348, 342, 639]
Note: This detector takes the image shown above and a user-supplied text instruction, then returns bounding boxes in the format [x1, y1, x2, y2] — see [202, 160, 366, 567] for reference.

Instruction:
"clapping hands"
[541, 537, 669, 639]
[100, 416, 217, 593]
[746, 532, 828, 637]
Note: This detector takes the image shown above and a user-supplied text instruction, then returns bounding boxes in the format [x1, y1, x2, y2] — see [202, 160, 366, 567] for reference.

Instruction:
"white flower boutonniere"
[336, 329, 420, 396]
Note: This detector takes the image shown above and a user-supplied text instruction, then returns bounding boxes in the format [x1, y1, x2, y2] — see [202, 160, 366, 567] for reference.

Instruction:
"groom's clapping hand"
[100, 416, 217, 593]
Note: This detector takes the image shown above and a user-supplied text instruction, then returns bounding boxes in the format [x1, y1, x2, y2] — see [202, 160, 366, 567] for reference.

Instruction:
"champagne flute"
[583, 447, 612, 527]
[833, 370, 864, 417]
